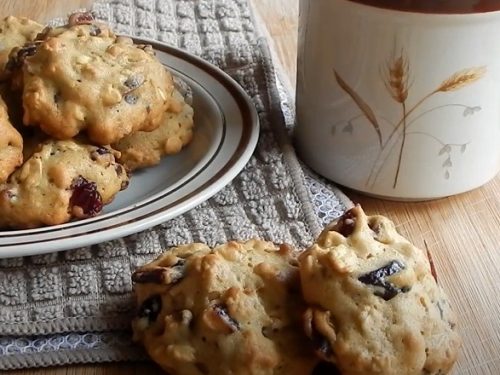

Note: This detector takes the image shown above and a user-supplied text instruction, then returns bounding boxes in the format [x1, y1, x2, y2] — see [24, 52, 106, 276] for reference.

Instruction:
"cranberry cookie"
[0, 16, 43, 80]
[0, 82, 23, 126]
[112, 85, 194, 171]
[22, 13, 173, 144]
[0, 139, 129, 229]
[298, 205, 461, 375]
[0, 96, 23, 183]
[132, 240, 318, 375]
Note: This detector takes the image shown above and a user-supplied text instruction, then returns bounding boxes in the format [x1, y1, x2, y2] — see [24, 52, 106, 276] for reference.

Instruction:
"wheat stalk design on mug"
[333, 50, 486, 189]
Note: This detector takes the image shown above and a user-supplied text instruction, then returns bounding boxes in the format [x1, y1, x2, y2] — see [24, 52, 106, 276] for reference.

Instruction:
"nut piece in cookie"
[22, 12, 174, 145]
[112, 86, 194, 171]
[0, 139, 129, 229]
[132, 240, 318, 375]
[298, 205, 461, 375]
[0, 96, 23, 183]
[0, 16, 43, 80]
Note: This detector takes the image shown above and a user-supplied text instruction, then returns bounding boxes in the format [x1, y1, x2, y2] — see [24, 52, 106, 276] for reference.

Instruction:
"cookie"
[132, 240, 318, 375]
[0, 96, 23, 183]
[0, 82, 23, 126]
[0, 16, 43, 80]
[0, 83, 48, 160]
[112, 85, 194, 171]
[298, 205, 461, 375]
[0, 139, 129, 229]
[22, 12, 174, 145]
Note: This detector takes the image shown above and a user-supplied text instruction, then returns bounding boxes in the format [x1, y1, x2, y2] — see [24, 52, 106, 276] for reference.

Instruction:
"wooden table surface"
[3, 1, 499, 374]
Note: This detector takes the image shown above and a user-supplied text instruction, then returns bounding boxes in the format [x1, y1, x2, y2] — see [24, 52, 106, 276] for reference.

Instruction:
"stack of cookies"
[132, 205, 462, 375]
[0, 12, 194, 229]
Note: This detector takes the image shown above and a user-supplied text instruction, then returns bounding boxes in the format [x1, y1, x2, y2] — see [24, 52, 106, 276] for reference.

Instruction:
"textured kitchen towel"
[0, 0, 352, 369]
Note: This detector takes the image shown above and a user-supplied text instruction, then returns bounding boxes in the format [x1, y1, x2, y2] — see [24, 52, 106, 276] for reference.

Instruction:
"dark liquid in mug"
[348, 0, 500, 14]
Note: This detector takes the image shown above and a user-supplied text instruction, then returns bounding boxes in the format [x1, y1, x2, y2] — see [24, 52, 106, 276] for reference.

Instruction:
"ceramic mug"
[295, 0, 500, 200]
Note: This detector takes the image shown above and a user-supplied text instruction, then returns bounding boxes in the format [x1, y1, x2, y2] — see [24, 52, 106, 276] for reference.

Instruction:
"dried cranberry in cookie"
[0, 139, 129, 229]
[0, 16, 43, 80]
[69, 176, 104, 218]
[298, 205, 461, 375]
[132, 240, 318, 375]
[22, 12, 173, 145]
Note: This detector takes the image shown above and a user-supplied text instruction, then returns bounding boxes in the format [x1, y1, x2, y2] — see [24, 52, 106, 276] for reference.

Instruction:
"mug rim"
[342, 0, 500, 17]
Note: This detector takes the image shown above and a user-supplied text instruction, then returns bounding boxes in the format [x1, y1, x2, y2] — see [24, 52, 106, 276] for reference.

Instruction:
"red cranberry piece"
[68, 11, 95, 26]
[5, 42, 40, 71]
[70, 176, 103, 218]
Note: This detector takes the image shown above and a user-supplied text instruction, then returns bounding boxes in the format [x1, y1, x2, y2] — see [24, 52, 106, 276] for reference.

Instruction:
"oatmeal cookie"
[112, 85, 194, 171]
[0, 16, 43, 80]
[0, 82, 23, 126]
[0, 81, 48, 159]
[298, 205, 461, 375]
[22, 13, 173, 145]
[0, 139, 129, 229]
[132, 240, 318, 375]
[0, 96, 22, 183]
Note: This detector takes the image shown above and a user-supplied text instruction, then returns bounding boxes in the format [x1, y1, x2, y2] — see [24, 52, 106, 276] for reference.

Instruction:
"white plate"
[0, 40, 259, 258]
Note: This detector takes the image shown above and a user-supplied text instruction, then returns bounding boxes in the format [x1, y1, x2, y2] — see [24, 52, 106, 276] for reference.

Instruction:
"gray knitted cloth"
[0, 0, 351, 369]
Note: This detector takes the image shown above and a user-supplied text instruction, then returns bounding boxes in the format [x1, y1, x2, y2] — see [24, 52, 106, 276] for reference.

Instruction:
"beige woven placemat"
[0, 0, 352, 369]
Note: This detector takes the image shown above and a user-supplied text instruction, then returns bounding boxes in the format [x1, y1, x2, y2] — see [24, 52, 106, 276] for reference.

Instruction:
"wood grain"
[251, 0, 299, 89]
[0, 0, 93, 23]
[4, 0, 500, 374]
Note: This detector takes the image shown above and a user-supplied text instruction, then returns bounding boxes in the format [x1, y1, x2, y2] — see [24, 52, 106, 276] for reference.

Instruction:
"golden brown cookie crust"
[0, 82, 23, 127]
[298, 205, 461, 375]
[132, 240, 318, 375]
[0, 16, 43, 80]
[0, 139, 129, 229]
[0, 96, 23, 183]
[22, 22, 173, 144]
[112, 87, 194, 171]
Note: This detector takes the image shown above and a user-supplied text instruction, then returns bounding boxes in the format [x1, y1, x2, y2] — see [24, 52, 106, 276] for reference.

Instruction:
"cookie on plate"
[112, 85, 194, 171]
[0, 96, 23, 183]
[132, 240, 318, 375]
[0, 82, 23, 126]
[21, 12, 174, 145]
[0, 139, 129, 229]
[0, 16, 43, 80]
[298, 205, 461, 375]
[0, 82, 49, 160]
